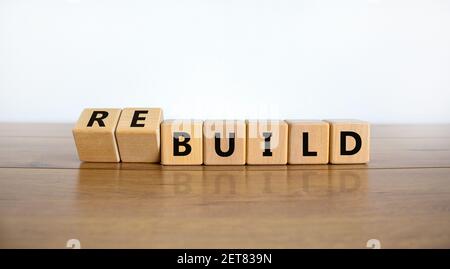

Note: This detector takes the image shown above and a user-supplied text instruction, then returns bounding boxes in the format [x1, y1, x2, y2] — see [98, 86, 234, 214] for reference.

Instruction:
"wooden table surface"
[0, 123, 449, 248]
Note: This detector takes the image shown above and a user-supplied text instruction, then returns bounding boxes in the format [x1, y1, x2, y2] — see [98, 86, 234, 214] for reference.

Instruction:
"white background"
[1, 0, 449, 123]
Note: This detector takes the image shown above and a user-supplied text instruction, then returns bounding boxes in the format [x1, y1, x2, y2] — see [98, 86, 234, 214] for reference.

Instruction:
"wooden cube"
[203, 120, 246, 165]
[327, 120, 370, 164]
[72, 108, 122, 162]
[287, 120, 329, 164]
[161, 120, 203, 165]
[115, 108, 163, 163]
[246, 120, 288, 165]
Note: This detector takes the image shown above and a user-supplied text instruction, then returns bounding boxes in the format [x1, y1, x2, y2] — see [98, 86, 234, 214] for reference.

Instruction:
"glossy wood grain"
[0, 123, 450, 248]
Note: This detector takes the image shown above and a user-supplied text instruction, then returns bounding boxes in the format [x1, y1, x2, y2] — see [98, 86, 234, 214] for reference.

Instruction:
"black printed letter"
[87, 111, 109, 127]
[173, 132, 192, 156]
[130, 110, 148, 127]
[263, 132, 272, 157]
[302, 132, 317, 156]
[340, 131, 362, 155]
[215, 133, 235, 157]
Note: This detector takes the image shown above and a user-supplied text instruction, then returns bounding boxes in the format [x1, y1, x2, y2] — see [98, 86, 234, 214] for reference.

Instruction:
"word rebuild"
[72, 108, 370, 165]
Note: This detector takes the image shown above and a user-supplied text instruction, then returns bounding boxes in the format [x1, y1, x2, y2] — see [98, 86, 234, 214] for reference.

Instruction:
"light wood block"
[287, 120, 329, 164]
[161, 120, 203, 165]
[327, 120, 370, 164]
[72, 108, 122, 162]
[203, 120, 246, 165]
[246, 120, 288, 165]
[115, 108, 163, 163]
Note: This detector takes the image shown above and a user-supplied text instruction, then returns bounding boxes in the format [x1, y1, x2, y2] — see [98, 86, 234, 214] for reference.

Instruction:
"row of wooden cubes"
[73, 108, 370, 165]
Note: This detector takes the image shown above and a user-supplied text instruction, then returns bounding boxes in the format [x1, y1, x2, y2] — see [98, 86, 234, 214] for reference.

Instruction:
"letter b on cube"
[161, 120, 203, 165]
